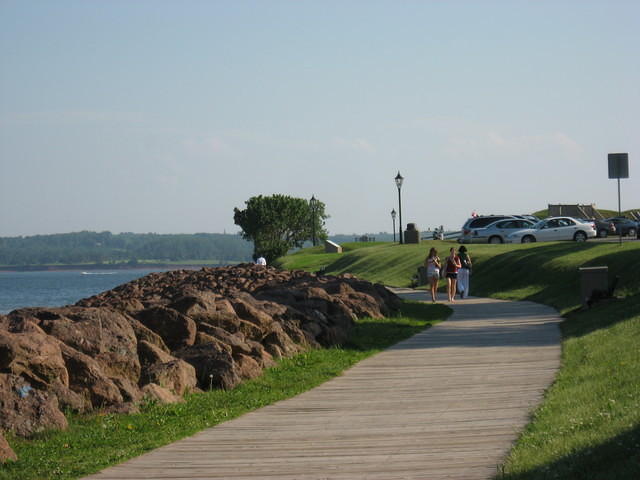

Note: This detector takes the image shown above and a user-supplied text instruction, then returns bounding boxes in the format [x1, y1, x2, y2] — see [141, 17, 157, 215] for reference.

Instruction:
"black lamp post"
[391, 209, 397, 243]
[394, 172, 404, 244]
[310, 195, 318, 246]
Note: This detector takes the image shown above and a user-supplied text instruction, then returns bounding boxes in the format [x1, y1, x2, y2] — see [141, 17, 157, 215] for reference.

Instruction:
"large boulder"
[8, 307, 140, 385]
[229, 293, 274, 330]
[129, 318, 170, 353]
[138, 340, 198, 396]
[336, 291, 386, 319]
[262, 324, 301, 359]
[233, 353, 263, 380]
[141, 383, 184, 405]
[140, 360, 197, 396]
[168, 291, 221, 322]
[137, 340, 175, 368]
[0, 374, 67, 437]
[0, 329, 69, 389]
[111, 377, 143, 404]
[197, 323, 253, 356]
[136, 306, 197, 350]
[245, 340, 276, 368]
[59, 344, 124, 408]
[174, 344, 240, 390]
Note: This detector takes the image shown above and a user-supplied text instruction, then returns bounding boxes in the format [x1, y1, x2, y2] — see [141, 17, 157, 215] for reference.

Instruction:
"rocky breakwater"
[0, 264, 400, 461]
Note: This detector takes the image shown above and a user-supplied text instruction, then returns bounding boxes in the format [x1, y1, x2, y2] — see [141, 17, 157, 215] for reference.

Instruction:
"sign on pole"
[608, 153, 629, 179]
[607, 153, 630, 245]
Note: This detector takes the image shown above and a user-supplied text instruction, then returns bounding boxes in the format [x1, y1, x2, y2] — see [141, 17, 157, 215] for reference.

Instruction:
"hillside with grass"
[533, 207, 640, 219]
[277, 240, 640, 479]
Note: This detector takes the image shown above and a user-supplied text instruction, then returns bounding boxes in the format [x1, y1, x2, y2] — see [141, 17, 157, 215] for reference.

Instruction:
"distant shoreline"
[0, 262, 232, 273]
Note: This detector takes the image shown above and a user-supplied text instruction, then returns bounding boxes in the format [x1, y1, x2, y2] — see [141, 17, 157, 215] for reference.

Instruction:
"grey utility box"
[404, 223, 421, 244]
[578, 266, 608, 307]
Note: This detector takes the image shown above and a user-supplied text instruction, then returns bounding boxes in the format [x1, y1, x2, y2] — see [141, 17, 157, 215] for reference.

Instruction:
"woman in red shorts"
[444, 247, 462, 303]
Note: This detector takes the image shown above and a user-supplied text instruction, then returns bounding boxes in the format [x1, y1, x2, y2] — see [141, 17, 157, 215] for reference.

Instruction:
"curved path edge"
[84, 292, 562, 480]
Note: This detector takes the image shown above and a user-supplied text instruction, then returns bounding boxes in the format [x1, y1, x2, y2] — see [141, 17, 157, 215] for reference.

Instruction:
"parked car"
[459, 215, 517, 243]
[604, 217, 638, 237]
[466, 218, 536, 244]
[513, 214, 540, 223]
[506, 217, 597, 243]
[589, 218, 616, 238]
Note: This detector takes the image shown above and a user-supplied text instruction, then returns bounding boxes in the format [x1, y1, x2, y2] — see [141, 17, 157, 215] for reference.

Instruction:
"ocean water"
[0, 269, 172, 314]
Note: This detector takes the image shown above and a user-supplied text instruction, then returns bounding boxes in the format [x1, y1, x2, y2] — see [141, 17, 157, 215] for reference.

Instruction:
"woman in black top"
[457, 245, 472, 299]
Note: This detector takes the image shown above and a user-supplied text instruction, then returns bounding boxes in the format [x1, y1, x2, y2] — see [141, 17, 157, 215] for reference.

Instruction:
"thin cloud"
[0, 110, 146, 126]
[444, 129, 584, 161]
[332, 137, 376, 153]
[183, 135, 235, 156]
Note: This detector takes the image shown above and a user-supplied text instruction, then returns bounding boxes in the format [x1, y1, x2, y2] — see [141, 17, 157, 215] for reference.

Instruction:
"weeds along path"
[84, 293, 561, 480]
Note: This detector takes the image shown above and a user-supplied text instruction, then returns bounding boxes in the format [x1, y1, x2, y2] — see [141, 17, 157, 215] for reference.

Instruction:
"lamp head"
[394, 171, 404, 189]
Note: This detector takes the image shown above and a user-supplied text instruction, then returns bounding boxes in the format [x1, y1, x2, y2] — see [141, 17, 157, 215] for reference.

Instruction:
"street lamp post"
[394, 172, 404, 244]
[391, 209, 397, 243]
[310, 195, 318, 246]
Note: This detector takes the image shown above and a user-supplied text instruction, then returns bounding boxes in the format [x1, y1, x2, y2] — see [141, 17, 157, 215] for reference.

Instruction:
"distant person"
[425, 247, 441, 303]
[444, 247, 462, 303]
[457, 245, 472, 299]
[256, 256, 267, 266]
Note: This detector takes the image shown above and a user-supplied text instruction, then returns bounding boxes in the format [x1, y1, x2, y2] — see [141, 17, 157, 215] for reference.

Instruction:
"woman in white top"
[425, 247, 441, 303]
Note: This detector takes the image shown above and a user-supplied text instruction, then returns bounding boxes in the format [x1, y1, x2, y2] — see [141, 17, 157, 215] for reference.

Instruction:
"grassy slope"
[1, 303, 449, 480]
[533, 207, 640, 219]
[277, 240, 640, 479]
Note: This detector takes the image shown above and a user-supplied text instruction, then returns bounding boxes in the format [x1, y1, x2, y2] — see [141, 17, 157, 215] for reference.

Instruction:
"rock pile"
[0, 264, 400, 461]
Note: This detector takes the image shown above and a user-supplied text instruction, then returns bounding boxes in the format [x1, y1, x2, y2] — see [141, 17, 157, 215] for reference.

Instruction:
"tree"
[233, 194, 328, 263]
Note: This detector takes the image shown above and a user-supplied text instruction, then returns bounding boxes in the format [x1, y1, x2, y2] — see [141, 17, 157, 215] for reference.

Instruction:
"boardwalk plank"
[84, 294, 561, 480]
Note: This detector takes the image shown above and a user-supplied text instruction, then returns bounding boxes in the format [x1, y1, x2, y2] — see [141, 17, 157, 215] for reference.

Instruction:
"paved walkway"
[85, 292, 562, 480]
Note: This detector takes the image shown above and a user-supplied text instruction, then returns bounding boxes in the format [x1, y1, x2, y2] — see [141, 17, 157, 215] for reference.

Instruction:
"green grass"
[0, 302, 449, 480]
[278, 241, 430, 286]
[496, 296, 640, 479]
[275, 239, 640, 479]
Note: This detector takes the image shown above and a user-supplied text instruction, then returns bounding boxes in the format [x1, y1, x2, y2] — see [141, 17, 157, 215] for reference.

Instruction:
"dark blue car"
[605, 217, 638, 237]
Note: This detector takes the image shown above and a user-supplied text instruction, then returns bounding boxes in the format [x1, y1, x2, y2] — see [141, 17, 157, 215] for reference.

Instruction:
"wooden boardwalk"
[85, 293, 562, 480]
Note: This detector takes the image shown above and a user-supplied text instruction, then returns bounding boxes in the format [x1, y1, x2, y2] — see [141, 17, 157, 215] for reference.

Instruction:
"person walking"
[444, 247, 462, 303]
[457, 245, 472, 299]
[425, 247, 441, 303]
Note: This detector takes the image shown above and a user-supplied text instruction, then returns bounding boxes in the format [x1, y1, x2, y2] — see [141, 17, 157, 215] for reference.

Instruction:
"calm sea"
[0, 269, 173, 314]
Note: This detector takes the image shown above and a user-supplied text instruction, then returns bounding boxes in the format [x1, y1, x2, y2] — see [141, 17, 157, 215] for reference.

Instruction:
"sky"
[1, 0, 639, 237]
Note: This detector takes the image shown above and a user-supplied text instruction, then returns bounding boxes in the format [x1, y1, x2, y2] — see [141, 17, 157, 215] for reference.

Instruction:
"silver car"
[468, 218, 536, 244]
[506, 217, 597, 243]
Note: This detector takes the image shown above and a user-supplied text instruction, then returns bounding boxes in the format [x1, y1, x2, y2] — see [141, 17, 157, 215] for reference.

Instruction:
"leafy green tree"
[233, 194, 328, 263]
